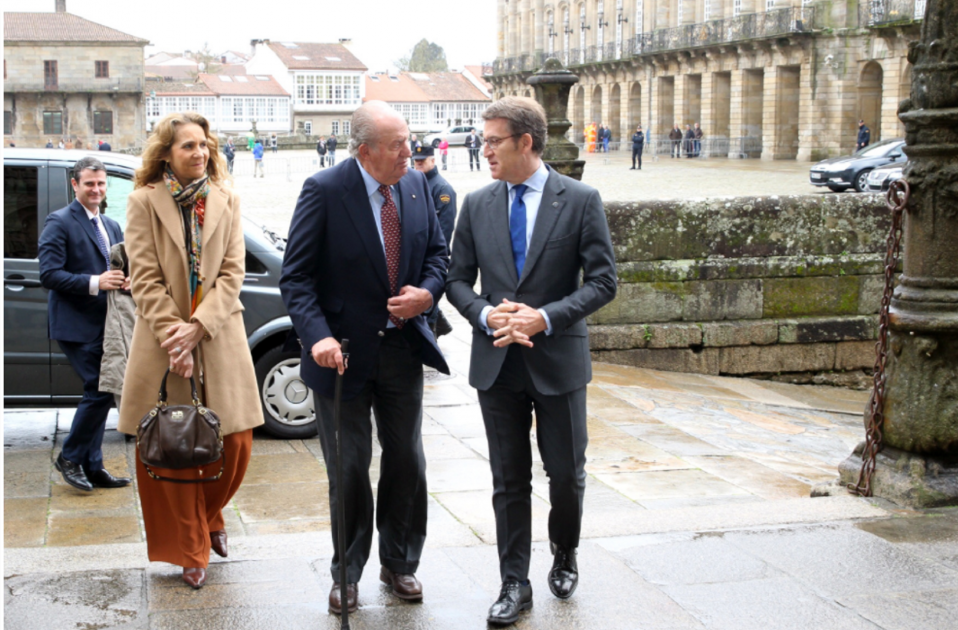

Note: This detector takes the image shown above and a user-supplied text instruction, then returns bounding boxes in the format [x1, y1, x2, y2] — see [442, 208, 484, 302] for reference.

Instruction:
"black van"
[3, 149, 316, 439]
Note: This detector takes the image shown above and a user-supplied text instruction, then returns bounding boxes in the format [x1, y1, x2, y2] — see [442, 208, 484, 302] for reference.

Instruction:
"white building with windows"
[146, 73, 290, 135]
[364, 70, 491, 134]
[245, 40, 366, 136]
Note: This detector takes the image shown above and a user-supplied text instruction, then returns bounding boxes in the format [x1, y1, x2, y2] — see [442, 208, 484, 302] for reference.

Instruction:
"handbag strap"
[158, 368, 201, 406]
[142, 456, 225, 484]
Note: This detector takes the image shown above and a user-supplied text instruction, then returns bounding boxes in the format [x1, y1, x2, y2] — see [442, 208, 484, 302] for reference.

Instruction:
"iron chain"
[848, 179, 910, 497]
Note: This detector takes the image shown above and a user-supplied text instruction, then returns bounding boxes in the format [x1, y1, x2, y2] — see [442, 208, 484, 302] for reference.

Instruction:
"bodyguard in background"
[631, 125, 645, 170]
[466, 129, 483, 171]
[857, 120, 871, 150]
[446, 97, 617, 625]
[280, 101, 450, 616]
[39, 157, 131, 493]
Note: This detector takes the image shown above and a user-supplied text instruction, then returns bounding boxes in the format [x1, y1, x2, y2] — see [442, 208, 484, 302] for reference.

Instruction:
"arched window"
[579, 3, 587, 63]
[635, 0, 644, 35]
[563, 7, 571, 64]
[548, 11, 555, 55]
[597, 1, 605, 54]
[615, 0, 624, 58]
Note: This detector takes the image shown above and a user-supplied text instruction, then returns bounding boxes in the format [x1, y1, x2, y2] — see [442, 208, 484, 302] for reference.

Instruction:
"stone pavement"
[228, 149, 825, 236]
[6, 303, 958, 629]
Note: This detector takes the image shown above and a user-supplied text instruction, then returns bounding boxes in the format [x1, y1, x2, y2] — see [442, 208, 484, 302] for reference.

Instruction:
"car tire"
[827, 184, 849, 193]
[432, 139, 441, 149]
[854, 169, 872, 193]
[254, 345, 318, 439]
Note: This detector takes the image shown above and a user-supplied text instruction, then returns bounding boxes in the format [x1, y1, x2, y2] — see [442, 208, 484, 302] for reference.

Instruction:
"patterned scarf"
[163, 165, 209, 315]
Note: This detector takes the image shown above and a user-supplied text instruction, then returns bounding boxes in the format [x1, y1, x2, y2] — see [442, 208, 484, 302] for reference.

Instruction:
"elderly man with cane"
[280, 101, 450, 617]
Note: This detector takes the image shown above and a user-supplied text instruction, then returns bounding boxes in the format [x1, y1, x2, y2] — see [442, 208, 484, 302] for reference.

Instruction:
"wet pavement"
[6, 303, 958, 629]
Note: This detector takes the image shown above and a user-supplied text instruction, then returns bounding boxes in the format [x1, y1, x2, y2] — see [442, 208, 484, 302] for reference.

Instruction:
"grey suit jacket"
[446, 167, 617, 396]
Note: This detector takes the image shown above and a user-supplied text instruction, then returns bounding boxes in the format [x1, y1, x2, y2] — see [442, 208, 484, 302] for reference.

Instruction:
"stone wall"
[589, 194, 891, 384]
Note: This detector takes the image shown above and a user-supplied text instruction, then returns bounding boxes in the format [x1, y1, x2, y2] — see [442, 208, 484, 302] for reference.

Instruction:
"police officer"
[413, 144, 457, 337]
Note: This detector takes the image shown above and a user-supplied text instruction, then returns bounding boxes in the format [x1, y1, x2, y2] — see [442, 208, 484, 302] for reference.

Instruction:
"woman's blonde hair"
[135, 112, 230, 188]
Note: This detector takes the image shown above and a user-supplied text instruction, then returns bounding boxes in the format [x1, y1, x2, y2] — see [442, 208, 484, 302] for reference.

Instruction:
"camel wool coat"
[117, 181, 263, 436]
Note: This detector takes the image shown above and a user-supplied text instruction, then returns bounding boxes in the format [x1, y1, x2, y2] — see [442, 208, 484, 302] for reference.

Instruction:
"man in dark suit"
[857, 119, 871, 150]
[446, 97, 617, 625]
[280, 101, 450, 616]
[466, 129, 483, 171]
[38, 157, 131, 493]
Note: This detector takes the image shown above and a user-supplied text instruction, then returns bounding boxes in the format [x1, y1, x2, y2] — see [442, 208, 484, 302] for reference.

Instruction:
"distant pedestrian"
[99, 140, 112, 152]
[253, 139, 265, 177]
[65, 139, 74, 150]
[684, 125, 695, 158]
[270, 133, 278, 154]
[669, 125, 682, 158]
[693, 123, 704, 157]
[246, 135, 254, 152]
[39, 156, 131, 495]
[58, 138, 65, 149]
[438, 136, 449, 171]
[466, 129, 482, 171]
[326, 134, 337, 166]
[410, 133, 422, 166]
[857, 120, 871, 151]
[46, 139, 54, 148]
[631, 125, 644, 170]
[601, 125, 611, 153]
[223, 137, 235, 174]
[316, 135, 327, 167]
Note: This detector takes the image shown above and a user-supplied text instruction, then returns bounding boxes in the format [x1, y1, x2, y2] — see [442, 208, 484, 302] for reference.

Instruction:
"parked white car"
[424, 125, 482, 148]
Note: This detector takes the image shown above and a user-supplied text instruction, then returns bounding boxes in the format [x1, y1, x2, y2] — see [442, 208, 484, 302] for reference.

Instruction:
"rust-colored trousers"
[136, 429, 253, 568]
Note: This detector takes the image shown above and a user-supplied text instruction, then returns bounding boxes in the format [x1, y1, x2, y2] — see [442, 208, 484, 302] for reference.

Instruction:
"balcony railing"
[492, 7, 816, 75]
[4, 77, 144, 94]
[860, 0, 926, 27]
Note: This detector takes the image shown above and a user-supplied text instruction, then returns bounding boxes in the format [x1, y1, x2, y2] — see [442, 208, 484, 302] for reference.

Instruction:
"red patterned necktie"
[379, 184, 404, 328]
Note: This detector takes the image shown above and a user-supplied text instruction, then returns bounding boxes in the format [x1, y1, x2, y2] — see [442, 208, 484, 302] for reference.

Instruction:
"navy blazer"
[280, 157, 450, 399]
[38, 199, 124, 343]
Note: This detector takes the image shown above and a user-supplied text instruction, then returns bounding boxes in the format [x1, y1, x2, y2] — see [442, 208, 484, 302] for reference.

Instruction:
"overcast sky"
[5, 0, 497, 72]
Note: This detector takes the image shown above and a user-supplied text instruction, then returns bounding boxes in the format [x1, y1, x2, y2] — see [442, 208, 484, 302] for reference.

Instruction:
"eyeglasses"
[484, 135, 518, 150]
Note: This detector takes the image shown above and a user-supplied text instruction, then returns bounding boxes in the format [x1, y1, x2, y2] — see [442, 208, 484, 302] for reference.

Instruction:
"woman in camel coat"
[118, 111, 262, 589]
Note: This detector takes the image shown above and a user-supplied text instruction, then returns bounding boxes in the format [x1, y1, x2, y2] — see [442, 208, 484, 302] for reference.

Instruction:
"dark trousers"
[469, 148, 480, 170]
[318, 154, 325, 167]
[314, 328, 427, 583]
[632, 146, 643, 169]
[671, 140, 681, 158]
[477, 346, 588, 583]
[58, 339, 113, 472]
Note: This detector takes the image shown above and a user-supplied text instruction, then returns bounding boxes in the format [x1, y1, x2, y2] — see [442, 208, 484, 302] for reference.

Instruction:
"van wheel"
[432, 139, 441, 148]
[254, 345, 318, 439]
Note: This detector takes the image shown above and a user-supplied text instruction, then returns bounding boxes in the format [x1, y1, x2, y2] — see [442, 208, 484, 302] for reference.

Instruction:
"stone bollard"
[838, 0, 958, 507]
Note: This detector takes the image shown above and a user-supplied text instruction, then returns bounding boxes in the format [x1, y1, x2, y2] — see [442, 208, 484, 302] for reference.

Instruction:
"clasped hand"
[387, 285, 433, 321]
[161, 322, 205, 378]
[489, 299, 547, 348]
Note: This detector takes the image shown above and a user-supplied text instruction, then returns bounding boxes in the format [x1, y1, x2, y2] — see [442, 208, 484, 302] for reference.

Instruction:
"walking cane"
[334, 339, 350, 628]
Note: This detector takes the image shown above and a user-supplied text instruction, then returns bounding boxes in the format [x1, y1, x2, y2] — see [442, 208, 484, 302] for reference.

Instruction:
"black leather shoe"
[435, 310, 453, 337]
[487, 581, 532, 626]
[55, 454, 92, 492]
[87, 468, 131, 488]
[548, 542, 578, 599]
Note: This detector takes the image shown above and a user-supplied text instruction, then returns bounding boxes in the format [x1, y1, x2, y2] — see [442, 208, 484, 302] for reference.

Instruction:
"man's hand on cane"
[312, 337, 346, 375]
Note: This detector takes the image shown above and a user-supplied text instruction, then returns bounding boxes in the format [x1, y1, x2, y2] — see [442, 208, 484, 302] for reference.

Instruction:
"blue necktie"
[510, 184, 528, 279]
[91, 216, 110, 270]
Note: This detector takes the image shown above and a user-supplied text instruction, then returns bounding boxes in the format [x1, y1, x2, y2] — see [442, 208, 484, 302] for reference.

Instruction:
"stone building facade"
[490, 0, 924, 160]
[3, 2, 148, 150]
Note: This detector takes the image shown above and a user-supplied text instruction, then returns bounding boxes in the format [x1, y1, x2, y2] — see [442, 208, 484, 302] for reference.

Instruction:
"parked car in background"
[424, 125, 481, 148]
[809, 138, 907, 193]
[865, 162, 906, 193]
[3, 149, 316, 439]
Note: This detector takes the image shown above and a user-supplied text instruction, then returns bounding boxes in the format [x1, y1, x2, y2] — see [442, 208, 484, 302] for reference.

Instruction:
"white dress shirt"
[84, 206, 111, 296]
[479, 160, 553, 336]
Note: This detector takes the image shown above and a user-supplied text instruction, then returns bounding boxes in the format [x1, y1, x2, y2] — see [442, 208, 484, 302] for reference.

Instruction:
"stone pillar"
[700, 70, 716, 155]
[527, 58, 585, 179]
[796, 54, 815, 161]
[675, 69, 688, 125]
[497, 0, 506, 59]
[761, 65, 779, 161]
[535, 0, 545, 55]
[837, 0, 958, 507]
[727, 68, 745, 157]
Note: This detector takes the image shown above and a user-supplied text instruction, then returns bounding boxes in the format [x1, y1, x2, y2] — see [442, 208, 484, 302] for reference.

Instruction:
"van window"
[67, 171, 134, 230]
[4, 165, 39, 259]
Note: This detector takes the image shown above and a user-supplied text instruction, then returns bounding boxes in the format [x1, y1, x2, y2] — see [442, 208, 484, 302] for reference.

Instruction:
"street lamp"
[579, 17, 590, 31]
[617, 12, 629, 25]
[598, 14, 609, 28]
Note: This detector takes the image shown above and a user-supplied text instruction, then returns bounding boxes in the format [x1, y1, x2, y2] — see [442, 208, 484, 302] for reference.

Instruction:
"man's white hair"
[348, 101, 405, 158]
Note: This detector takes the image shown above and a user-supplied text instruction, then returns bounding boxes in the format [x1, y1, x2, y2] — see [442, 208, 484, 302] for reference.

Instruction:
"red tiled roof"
[266, 42, 366, 71]
[365, 73, 430, 103]
[365, 71, 490, 104]
[198, 73, 289, 96]
[4, 12, 148, 43]
[144, 80, 214, 96]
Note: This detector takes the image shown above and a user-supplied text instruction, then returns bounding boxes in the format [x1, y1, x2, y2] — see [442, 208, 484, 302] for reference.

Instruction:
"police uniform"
[413, 145, 457, 336]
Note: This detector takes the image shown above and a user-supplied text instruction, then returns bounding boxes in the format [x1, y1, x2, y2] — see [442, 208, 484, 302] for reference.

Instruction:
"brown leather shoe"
[379, 566, 423, 601]
[182, 567, 207, 589]
[210, 529, 228, 558]
[328, 582, 358, 614]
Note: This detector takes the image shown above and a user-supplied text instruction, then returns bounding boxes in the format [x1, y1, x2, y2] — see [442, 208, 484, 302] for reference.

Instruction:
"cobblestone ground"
[229, 148, 821, 234]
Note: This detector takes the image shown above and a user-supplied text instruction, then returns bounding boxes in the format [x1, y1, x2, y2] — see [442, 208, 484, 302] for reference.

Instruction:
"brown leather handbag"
[136, 369, 224, 483]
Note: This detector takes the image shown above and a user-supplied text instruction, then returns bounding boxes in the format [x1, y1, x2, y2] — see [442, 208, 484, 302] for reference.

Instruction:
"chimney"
[55, 0, 66, 12]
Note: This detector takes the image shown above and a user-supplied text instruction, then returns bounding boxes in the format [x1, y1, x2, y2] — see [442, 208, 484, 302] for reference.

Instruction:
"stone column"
[535, 0, 545, 55]
[675, 69, 688, 125]
[761, 65, 779, 160]
[700, 70, 716, 156]
[837, 0, 958, 507]
[497, 0, 506, 59]
[727, 68, 745, 157]
[796, 53, 815, 161]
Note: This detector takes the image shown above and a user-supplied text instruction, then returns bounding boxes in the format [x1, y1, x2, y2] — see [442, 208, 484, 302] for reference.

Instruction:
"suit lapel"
[149, 185, 187, 251]
[488, 181, 519, 287]
[70, 202, 106, 266]
[519, 169, 565, 286]
[341, 160, 390, 293]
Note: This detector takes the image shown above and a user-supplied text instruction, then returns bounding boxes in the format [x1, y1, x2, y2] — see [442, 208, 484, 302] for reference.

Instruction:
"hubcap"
[262, 358, 315, 426]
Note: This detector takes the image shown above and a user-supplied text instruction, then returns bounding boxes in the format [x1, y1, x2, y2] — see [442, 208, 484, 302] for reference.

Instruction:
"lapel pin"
[553, 202, 559, 207]
[412, 194, 417, 199]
